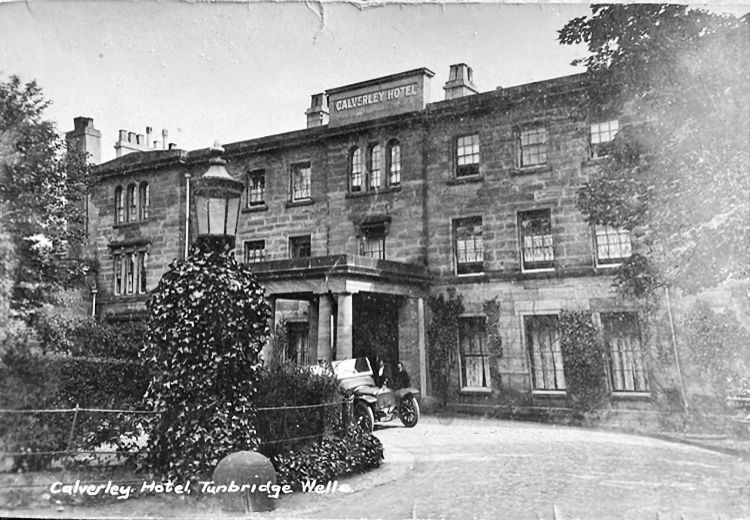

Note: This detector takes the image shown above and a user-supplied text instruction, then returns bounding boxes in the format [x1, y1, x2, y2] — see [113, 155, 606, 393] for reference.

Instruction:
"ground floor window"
[602, 312, 649, 392]
[113, 250, 148, 296]
[458, 317, 490, 389]
[525, 315, 565, 390]
[286, 321, 310, 365]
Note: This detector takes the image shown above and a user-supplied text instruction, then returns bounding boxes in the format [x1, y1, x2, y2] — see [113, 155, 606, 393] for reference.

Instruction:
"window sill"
[286, 199, 314, 208]
[111, 293, 149, 301]
[595, 261, 624, 270]
[459, 388, 492, 395]
[447, 175, 482, 186]
[581, 157, 610, 167]
[113, 220, 149, 229]
[455, 271, 485, 278]
[345, 186, 401, 199]
[242, 204, 268, 213]
[511, 165, 552, 176]
[611, 391, 651, 399]
[532, 390, 567, 396]
[521, 266, 555, 274]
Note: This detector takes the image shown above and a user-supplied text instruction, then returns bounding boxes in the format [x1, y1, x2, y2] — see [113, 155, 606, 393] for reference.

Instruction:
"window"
[518, 126, 548, 168]
[350, 147, 363, 192]
[602, 313, 649, 392]
[368, 144, 382, 190]
[244, 240, 266, 263]
[594, 225, 631, 266]
[525, 315, 565, 391]
[519, 209, 554, 270]
[590, 120, 619, 159]
[459, 317, 490, 390]
[453, 217, 484, 275]
[360, 223, 386, 260]
[246, 170, 265, 206]
[387, 140, 401, 186]
[113, 250, 148, 296]
[455, 134, 480, 177]
[289, 235, 312, 259]
[285, 322, 310, 365]
[291, 162, 311, 201]
[114, 187, 124, 225]
[138, 182, 149, 220]
[127, 184, 138, 222]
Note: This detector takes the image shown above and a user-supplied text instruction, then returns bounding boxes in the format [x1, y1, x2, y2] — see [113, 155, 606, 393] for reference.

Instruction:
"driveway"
[285, 415, 750, 520]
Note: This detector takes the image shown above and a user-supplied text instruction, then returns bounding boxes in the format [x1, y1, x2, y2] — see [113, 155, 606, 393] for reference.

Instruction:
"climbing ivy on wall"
[482, 298, 504, 390]
[427, 289, 464, 406]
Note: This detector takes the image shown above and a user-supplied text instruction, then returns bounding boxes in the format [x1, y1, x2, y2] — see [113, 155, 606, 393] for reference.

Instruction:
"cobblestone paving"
[293, 416, 750, 520]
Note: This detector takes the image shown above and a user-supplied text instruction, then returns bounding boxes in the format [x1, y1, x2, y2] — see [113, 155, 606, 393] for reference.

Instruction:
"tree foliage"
[141, 245, 270, 481]
[427, 290, 464, 405]
[560, 6, 750, 294]
[0, 75, 94, 321]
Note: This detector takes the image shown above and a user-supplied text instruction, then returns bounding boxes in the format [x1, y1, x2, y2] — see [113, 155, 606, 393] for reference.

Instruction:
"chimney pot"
[305, 93, 329, 128]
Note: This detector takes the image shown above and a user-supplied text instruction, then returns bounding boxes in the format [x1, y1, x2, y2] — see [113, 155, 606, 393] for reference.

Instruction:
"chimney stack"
[162, 129, 168, 149]
[443, 63, 479, 100]
[65, 117, 102, 164]
[305, 93, 329, 128]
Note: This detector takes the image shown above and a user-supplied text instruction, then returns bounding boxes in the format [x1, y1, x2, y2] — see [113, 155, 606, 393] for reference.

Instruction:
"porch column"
[418, 297, 427, 395]
[262, 295, 276, 365]
[308, 298, 319, 363]
[316, 294, 333, 362]
[336, 293, 353, 359]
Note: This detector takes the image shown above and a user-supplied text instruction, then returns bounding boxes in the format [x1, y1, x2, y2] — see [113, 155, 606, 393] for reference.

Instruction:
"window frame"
[518, 209, 555, 272]
[289, 235, 312, 259]
[524, 314, 566, 392]
[368, 143, 383, 190]
[593, 225, 632, 268]
[243, 239, 266, 263]
[455, 133, 480, 178]
[359, 222, 387, 260]
[386, 139, 401, 187]
[517, 125, 548, 168]
[138, 182, 149, 220]
[246, 169, 266, 207]
[600, 312, 649, 394]
[113, 249, 148, 297]
[126, 183, 138, 222]
[589, 119, 619, 159]
[453, 216, 484, 275]
[290, 162, 312, 202]
[114, 186, 124, 225]
[349, 147, 363, 192]
[457, 316, 491, 391]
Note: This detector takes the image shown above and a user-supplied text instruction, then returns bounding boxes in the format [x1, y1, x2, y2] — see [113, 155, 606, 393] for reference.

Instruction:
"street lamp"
[194, 141, 244, 252]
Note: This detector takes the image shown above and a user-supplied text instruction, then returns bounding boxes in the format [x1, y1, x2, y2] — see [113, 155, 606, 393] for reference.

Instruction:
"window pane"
[459, 317, 490, 388]
[139, 183, 149, 219]
[244, 240, 266, 263]
[115, 187, 124, 224]
[350, 148, 362, 191]
[603, 313, 648, 392]
[590, 120, 619, 158]
[454, 217, 484, 274]
[519, 127, 548, 167]
[456, 134, 480, 177]
[519, 210, 554, 269]
[292, 163, 311, 200]
[139, 252, 148, 293]
[525, 315, 565, 390]
[595, 226, 631, 264]
[388, 143, 401, 186]
[247, 170, 265, 205]
[369, 145, 382, 189]
[290, 235, 312, 259]
[127, 184, 138, 222]
[114, 255, 122, 295]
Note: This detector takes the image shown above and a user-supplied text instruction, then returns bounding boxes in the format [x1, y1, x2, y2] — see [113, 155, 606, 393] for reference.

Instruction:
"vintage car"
[332, 357, 420, 432]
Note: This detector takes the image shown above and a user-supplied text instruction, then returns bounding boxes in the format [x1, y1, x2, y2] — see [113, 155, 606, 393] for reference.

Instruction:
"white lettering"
[334, 83, 418, 111]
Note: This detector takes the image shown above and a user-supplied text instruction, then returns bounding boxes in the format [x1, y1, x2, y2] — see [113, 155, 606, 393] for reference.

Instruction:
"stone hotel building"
[73, 64, 649, 407]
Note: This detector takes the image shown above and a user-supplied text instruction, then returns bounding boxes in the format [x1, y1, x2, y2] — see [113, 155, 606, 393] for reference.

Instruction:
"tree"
[559, 6, 750, 295]
[141, 244, 270, 481]
[0, 75, 94, 323]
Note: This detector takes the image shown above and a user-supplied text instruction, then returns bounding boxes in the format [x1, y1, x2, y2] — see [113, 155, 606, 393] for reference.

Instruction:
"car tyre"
[399, 396, 420, 428]
[354, 401, 374, 433]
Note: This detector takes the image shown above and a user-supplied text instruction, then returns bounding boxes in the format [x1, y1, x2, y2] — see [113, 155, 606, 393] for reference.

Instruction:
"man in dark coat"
[392, 362, 411, 390]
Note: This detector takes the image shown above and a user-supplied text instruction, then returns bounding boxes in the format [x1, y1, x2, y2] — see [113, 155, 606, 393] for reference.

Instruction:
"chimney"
[305, 93, 329, 128]
[162, 129, 168, 149]
[443, 63, 479, 100]
[146, 126, 153, 148]
[65, 117, 102, 164]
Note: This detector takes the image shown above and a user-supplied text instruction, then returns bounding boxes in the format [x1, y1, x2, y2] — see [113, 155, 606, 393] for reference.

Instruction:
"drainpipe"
[665, 286, 688, 412]
[184, 173, 191, 259]
[90, 286, 98, 318]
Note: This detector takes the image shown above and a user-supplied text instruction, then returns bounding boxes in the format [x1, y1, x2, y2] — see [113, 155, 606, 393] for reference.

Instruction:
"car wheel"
[399, 396, 420, 428]
[354, 401, 374, 433]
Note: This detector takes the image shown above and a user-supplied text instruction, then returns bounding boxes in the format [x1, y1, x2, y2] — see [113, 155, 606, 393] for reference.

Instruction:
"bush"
[255, 362, 343, 458]
[559, 310, 610, 414]
[141, 245, 270, 481]
[272, 426, 384, 490]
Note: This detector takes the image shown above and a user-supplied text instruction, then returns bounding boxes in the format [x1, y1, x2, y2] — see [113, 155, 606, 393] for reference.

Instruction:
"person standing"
[392, 362, 411, 390]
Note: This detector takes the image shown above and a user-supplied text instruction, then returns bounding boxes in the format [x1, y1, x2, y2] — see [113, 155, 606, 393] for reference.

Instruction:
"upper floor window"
[244, 240, 266, 263]
[455, 134, 480, 177]
[518, 126, 548, 168]
[289, 235, 312, 259]
[453, 216, 484, 275]
[602, 312, 648, 392]
[246, 170, 265, 206]
[519, 209, 554, 271]
[525, 315, 565, 391]
[594, 225, 631, 266]
[368, 144, 382, 190]
[113, 250, 148, 296]
[127, 183, 138, 222]
[139, 182, 149, 220]
[114, 187, 124, 224]
[459, 317, 490, 390]
[350, 147, 363, 192]
[360, 222, 386, 260]
[590, 120, 619, 159]
[291, 162, 311, 201]
[387, 140, 401, 187]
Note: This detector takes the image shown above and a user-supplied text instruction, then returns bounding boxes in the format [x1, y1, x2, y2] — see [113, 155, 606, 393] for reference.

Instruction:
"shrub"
[559, 310, 610, 414]
[255, 362, 343, 458]
[272, 426, 384, 490]
[427, 290, 464, 405]
[141, 245, 270, 481]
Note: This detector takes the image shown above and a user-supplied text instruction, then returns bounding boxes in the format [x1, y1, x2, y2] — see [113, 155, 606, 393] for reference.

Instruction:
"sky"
[1, 1, 747, 163]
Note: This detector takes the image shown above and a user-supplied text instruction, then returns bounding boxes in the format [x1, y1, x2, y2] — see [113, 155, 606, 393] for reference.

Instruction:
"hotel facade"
[74, 64, 650, 407]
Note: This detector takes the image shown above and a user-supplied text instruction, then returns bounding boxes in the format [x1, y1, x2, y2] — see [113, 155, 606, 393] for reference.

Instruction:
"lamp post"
[193, 141, 244, 253]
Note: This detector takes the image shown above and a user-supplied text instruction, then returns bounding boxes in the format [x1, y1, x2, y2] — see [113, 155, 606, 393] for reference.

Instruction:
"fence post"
[66, 404, 80, 458]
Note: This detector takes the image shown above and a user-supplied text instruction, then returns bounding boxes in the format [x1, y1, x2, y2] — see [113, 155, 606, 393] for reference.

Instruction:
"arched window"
[114, 186, 124, 224]
[139, 182, 150, 220]
[387, 140, 401, 186]
[350, 147, 363, 192]
[126, 183, 138, 222]
[368, 144, 382, 190]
